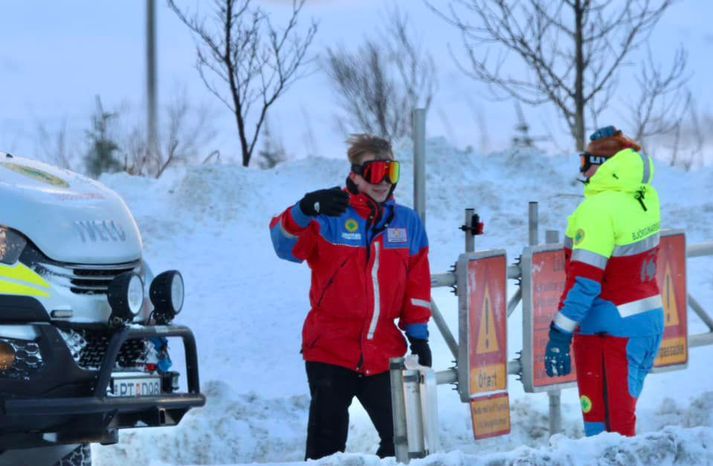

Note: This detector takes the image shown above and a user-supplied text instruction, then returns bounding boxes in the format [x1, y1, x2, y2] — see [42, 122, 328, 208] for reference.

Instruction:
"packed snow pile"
[91, 139, 713, 465]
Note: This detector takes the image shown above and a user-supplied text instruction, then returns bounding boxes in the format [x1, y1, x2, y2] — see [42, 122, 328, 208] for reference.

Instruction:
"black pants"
[305, 361, 394, 460]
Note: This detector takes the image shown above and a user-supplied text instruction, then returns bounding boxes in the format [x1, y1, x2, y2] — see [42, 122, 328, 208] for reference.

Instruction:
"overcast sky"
[1, 0, 711, 167]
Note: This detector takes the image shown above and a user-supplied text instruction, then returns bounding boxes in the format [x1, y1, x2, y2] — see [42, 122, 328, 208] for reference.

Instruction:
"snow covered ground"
[91, 139, 713, 465]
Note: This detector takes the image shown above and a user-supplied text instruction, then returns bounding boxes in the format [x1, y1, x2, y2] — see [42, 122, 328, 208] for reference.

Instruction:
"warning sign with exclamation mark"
[476, 288, 499, 354]
[466, 254, 507, 396]
[654, 232, 687, 369]
[458, 250, 511, 441]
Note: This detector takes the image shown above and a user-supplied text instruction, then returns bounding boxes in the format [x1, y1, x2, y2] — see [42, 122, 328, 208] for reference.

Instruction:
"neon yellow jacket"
[554, 149, 664, 337]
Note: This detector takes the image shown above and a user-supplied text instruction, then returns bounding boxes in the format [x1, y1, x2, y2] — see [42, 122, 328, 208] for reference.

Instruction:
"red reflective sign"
[654, 233, 688, 368]
[531, 249, 578, 388]
[467, 255, 507, 397]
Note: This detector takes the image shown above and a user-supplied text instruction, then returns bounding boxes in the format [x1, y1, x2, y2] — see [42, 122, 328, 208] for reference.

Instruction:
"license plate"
[110, 374, 161, 397]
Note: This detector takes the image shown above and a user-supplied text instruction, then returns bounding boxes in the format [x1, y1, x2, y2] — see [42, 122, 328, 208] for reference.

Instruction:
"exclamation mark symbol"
[485, 298, 490, 349]
[666, 275, 671, 323]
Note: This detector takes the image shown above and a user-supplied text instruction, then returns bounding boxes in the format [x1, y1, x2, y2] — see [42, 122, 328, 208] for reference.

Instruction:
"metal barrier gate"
[391, 203, 713, 462]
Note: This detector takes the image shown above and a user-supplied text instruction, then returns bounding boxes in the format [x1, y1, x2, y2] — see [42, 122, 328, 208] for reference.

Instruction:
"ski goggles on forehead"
[352, 159, 400, 184]
[579, 152, 609, 173]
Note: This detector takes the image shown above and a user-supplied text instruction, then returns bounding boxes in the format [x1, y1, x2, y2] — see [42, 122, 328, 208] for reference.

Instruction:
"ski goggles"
[352, 159, 400, 185]
[579, 152, 609, 173]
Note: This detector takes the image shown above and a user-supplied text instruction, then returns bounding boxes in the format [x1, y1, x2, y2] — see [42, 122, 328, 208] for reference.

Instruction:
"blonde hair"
[346, 134, 393, 165]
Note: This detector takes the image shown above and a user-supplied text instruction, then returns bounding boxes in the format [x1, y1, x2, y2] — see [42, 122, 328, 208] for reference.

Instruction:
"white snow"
[90, 139, 713, 465]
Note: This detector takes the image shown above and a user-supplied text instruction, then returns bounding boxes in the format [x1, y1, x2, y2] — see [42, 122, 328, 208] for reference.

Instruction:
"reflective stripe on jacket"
[554, 149, 664, 337]
[269, 191, 431, 375]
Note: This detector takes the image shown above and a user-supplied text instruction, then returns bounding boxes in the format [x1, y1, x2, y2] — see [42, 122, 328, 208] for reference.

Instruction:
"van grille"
[38, 261, 141, 295]
[60, 328, 152, 370]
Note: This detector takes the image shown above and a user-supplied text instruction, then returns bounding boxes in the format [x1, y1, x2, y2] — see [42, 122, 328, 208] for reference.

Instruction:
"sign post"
[456, 250, 510, 439]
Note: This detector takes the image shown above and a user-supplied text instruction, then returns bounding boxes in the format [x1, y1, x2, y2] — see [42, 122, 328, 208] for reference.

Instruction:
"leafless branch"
[427, 0, 677, 150]
[119, 90, 218, 178]
[626, 46, 690, 147]
[169, 0, 317, 166]
[35, 119, 74, 169]
[324, 6, 437, 140]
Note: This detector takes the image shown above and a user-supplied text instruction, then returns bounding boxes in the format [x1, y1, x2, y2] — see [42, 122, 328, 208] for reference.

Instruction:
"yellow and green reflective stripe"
[0, 263, 50, 297]
[0, 280, 49, 297]
[0, 263, 50, 289]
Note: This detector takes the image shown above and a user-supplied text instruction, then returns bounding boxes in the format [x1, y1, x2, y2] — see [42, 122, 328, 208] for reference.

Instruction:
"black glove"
[299, 187, 349, 217]
[407, 336, 432, 367]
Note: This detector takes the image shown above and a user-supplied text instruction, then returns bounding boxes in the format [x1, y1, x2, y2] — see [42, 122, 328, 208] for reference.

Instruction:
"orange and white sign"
[457, 250, 511, 440]
[470, 392, 511, 440]
[466, 254, 508, 397]
[654, 232, 688, 369]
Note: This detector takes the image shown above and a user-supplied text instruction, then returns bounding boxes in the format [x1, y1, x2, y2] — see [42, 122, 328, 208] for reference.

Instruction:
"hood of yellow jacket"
[585, 148, 655, 197]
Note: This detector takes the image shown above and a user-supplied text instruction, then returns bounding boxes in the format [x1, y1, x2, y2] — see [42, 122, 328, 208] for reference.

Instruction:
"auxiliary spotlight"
[108, 272, 145, 324]
[150, 271, 184, 324]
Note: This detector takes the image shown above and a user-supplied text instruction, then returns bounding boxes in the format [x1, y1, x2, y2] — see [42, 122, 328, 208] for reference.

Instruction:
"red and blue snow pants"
[573, 333, 661, 436]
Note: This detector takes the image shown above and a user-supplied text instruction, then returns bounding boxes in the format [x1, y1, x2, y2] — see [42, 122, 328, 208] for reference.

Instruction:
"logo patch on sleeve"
[387, 227, 408, 243]
[574, 229, 586, 245]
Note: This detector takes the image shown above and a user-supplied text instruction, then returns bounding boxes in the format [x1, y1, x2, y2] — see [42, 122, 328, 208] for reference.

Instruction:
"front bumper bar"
[4, 393, 206, 416]
[1, 325, 205, 447]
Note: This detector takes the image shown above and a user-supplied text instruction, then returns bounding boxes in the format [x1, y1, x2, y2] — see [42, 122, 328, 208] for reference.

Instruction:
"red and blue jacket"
[554, 149, 664, 338]
[269, 190, 431, 376]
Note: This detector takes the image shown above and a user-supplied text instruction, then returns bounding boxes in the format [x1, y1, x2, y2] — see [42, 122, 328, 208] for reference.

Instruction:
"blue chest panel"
[315, 204, 423, 253]
[319, 214, 367, 247]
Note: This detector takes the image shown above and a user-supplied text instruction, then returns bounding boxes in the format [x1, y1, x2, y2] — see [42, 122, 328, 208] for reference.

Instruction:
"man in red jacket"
[269, 134, 432, 459]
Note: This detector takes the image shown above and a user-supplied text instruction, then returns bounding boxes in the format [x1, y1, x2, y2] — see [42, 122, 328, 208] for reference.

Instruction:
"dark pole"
[147, 0, 158, 159]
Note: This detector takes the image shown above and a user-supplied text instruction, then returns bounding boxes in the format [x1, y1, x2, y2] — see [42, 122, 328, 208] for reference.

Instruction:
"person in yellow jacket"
[544, 126, 664, 436]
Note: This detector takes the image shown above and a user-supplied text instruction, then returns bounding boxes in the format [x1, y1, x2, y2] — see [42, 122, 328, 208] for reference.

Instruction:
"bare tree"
[256, 117, 287, 169]
[168, 0, 317, 167]
[300, 105, 320, 157]
[625, 46, 690, 150]
[464, 94, 490, 154]
[325, 8, 437, 140]
[656, 95, 704, 170]
[120, 92, 217, 178]
[35, 119, 74, 169]
[429, 0, 679, 150]
[157, 94, 217, 177]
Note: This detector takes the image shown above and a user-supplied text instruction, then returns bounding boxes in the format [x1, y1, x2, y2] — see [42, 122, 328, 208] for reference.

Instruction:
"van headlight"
[0, 326, 43, 378]
[0, 226, 27, 265]
[108, 272, 144, 324]
[150, 271, 184, 324]
[0, 341, 16, 370]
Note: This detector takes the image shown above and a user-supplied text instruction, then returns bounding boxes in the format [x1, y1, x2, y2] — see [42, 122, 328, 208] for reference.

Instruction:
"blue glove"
[544, 323, 573, 377]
